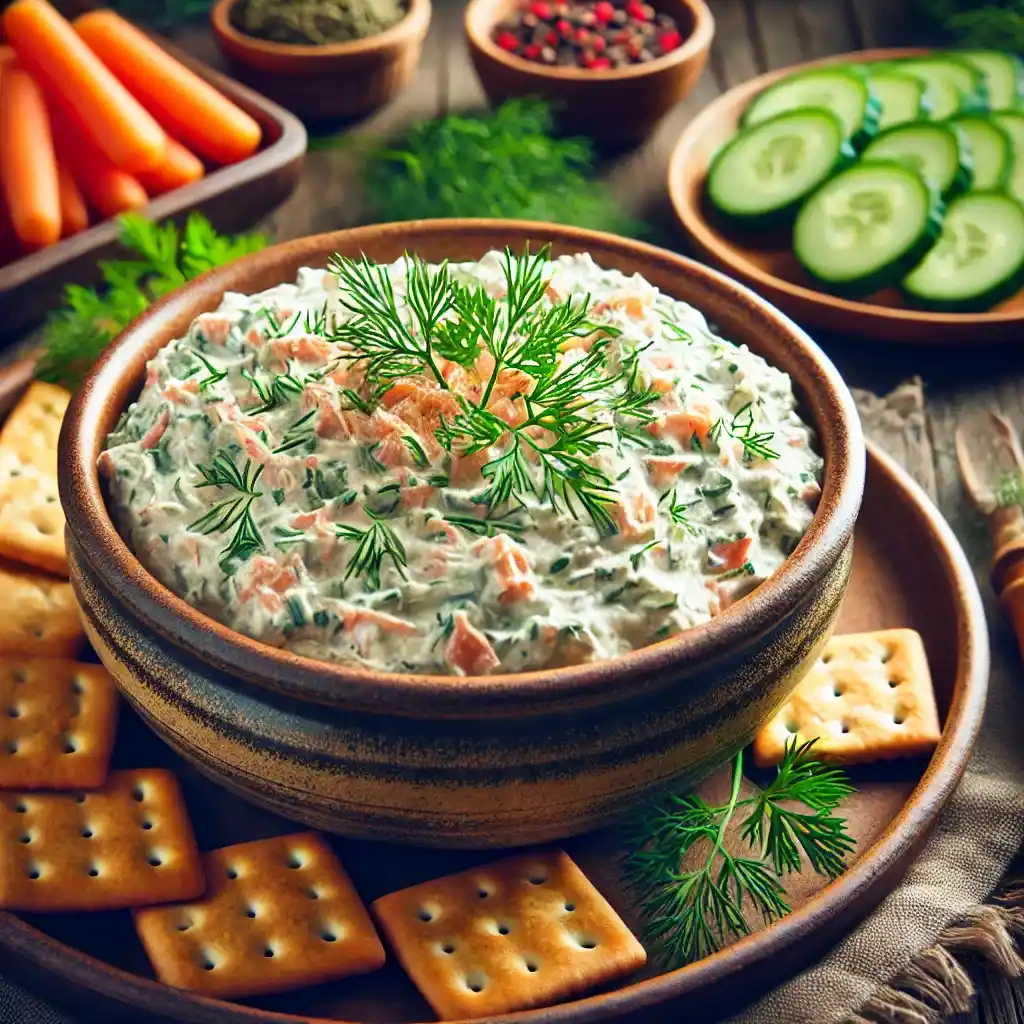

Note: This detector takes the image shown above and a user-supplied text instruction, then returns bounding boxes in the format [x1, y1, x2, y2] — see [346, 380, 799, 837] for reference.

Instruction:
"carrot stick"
[50, 106, 148, 219]
[74, 10, 261, 166]
[137, 137, 205, 197]
[0, 63, 61, 249]
[56, 160, 89, 237]
[2, 0, 167, 174]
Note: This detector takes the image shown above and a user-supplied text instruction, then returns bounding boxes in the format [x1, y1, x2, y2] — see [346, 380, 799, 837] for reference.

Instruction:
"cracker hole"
[132, 786, 145, 803]
[321, 931, 337, 943]
[62, 737, 78, 755]
[74, 794, 86, 804]
[822, 652, 833, 664]
[894, 712, 906, 726]
[202, 960, 215, 971]
[841, 722, 850, 734]
[5, 740, 18, 755]
[307, 888, 320, 900]
[263, 947, 275, 958]
[31, 628, 44, 639]
[880, 646, 893, 664]
[464, 972, 487, 994]
[286, 853, 304, 869]
[148, 854, 163, 867]
[176, 921, 192, 932]
[227, 867, 238, 880]
[18, 833, 31, 844]
[14, 802, 27, 814]
[565, 902, 576, 912]
[497, 922, 511, 936]
[441, 943, 455, 955]
[81, 828, 93, 839]
[141, 821, 153, 831]
[477, 886, 491, 899]
[12, 670, 26, 684]
[27, 867, 40, 880]
[5, 706, 20, 718]
[575, 936, 598, 949]
[524, 958, 539, 973]
[418, 908, 435, 923]
[245, 908, 257, 919]
[888, 678, 900, 689]
[784, 721, 798, 735]
[833, 686, 844, 698]
[70, 678, 85, 695]
[88, 866, 100, 877]
[526, 870, 548, 885]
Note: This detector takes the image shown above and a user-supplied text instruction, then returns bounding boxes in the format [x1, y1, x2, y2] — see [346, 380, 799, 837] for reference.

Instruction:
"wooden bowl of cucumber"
[668, 47, 1024, 345]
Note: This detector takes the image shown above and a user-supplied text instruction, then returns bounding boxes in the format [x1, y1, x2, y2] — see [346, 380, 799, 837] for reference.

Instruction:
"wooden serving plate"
[667, 48, 1024, 346]
[0, 437, 987, 1023]
[0, 34, 307, 342]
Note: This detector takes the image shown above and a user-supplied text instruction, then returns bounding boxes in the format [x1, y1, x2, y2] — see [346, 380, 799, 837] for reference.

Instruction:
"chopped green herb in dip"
[101, 250, 822, 676]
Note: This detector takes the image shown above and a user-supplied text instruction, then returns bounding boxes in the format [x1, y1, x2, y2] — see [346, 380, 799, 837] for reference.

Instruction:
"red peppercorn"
[659, 29, 682, 51]
[523, 42, 543, 58]
[530, 1, 552, 19]
[585, 55, 612, 69]
[625, 0, 649, 20]
[496, 30, 520, 50]
[593, 0, 615, 23]
[591, 34, 607, 51]
[544, 28, 559, 44]
[626, 41, 641, 59]
[576, 26, 590, 43]
[556, 17, 572, 35]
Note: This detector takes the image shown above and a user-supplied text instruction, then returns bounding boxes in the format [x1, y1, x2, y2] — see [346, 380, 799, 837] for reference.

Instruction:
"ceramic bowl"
[59, 219, 865, 849]
[464, 0, 714, 146]
[210, 0, 431, 122]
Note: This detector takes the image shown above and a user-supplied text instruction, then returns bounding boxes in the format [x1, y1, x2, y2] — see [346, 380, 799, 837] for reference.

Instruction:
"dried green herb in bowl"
[229, 0, 407, 45]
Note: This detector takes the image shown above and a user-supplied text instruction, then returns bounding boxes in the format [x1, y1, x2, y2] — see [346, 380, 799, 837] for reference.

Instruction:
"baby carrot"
[137, 138, 205, 197]
[0, 64, 61, 249]
[56, 160, 89, 237]
[50, 106, 148, 219]
[2, 0, 168, 174]
[74, 10, 261, 166]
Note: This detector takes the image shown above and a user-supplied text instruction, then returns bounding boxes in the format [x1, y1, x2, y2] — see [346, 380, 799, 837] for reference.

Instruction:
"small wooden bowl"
[60, 219, 865, 849]
[464, 0, 714, 147]
[210, 0, 431, 122]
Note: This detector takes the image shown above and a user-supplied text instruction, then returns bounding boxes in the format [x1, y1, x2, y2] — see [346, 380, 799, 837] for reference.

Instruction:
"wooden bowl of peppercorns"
[465, 0, 713, 147]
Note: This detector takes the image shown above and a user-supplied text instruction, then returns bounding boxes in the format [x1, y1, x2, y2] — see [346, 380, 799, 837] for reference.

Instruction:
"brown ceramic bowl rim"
[210, 0, 430, 59]
[464, 0, 715, 82]
[61, 219, 864, 714]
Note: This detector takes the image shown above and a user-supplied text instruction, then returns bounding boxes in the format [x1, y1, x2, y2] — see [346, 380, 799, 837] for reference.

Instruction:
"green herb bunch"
[36, 213, 266, 391]
[334, 99, 650, 238]
[915, 0, 1024, 49]
[622, 740, 855, 969]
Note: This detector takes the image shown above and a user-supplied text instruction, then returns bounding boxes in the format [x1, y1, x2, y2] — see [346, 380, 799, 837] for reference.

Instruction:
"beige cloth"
[732, 382, 1024, 1024]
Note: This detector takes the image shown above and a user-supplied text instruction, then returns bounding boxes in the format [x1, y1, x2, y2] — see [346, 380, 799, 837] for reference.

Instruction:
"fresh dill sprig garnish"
[272, 410, 317, 454]
[443, 512, 528, 538]
[661, 488, 700, 536]
[622, 739, 854, 970]
[241, 368, 305, 412]
[188, 452, 265, 571]
[335, 514, 408, 590]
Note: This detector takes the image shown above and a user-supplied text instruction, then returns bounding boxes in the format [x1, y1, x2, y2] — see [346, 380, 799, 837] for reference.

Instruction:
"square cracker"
[753, 628, 942, 767]
[0, 559, 83, 657]
[133, 832, 385, 999]
[0, 658, 117, 789]
[0, 382, 71, 577]
[0, 768, 205, 912]
[373, 849, 646, 1020]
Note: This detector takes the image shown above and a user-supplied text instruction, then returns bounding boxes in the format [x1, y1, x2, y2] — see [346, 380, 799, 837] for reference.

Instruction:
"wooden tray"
[667, 48, 1024, 346]
[0, 34, 307, 342]
[0, 437, 988, 1023]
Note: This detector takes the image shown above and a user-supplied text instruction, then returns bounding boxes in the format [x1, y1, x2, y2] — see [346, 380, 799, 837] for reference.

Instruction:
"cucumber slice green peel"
[860, 122, 972, 202]
[867, 70, 931, 130]
[992, 112, 1024, 204]
[742, 68, 881, 151]
[897, 56, 989, 116]
[903, 192, 1024, 312]
[950, 115, 1013, 192]
[794, 161, 945, 296]
[707, 109, 855, 227]
[959, 51, 1024, 111]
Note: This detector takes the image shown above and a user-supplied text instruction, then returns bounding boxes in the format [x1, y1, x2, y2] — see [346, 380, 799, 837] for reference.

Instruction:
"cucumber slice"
[992, 112, 1024, 203]
[950, 115, 1013, 191]
[861, 122, 972, 201]
[903, 192, 1024, 311]
[707, 109, 854, 227]
[742, 68, 881, 150]
[868, 70, 930, 129]
[959, 51, 1024, 111]
[794, 161, 944, 295]
[898, 56, 987, 117]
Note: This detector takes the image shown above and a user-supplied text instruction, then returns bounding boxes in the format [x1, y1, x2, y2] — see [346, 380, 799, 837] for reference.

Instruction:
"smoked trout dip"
[102, 250, 822, 676]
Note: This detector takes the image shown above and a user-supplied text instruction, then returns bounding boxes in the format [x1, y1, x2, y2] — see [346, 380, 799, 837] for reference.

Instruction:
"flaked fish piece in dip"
[101, 249, 822, 676]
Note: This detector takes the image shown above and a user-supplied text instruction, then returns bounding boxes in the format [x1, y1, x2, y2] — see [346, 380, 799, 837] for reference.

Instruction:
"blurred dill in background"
[914, 0, 1024, 49]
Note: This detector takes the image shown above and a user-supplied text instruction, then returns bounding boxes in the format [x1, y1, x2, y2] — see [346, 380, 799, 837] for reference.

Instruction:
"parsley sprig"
[189, 452, 265, 571]
[36, 213, 265, 391]
[622, 739, 854, 969]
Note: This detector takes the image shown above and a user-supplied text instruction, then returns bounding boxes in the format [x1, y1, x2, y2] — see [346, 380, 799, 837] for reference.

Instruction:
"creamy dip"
[102, 251, 822, 676]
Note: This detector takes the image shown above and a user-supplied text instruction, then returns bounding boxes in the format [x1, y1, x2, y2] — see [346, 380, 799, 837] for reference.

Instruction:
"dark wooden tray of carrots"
[0, 0, 306, 340]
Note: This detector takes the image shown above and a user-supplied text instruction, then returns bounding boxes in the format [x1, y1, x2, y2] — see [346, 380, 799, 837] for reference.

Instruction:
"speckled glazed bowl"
[59, 220, 865, 849]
